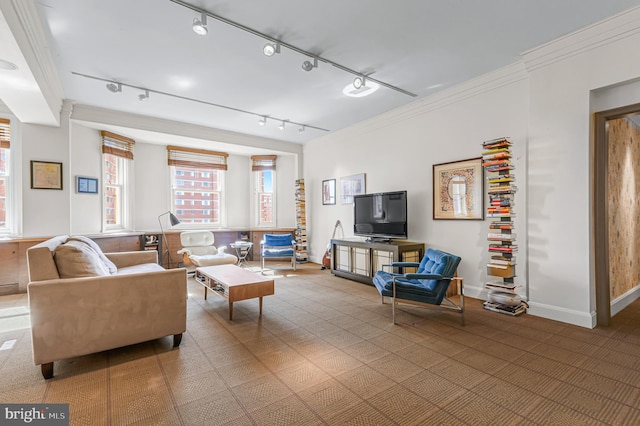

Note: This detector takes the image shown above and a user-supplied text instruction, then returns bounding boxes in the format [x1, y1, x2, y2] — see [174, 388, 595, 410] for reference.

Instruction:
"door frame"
[593, 102, 640, 326]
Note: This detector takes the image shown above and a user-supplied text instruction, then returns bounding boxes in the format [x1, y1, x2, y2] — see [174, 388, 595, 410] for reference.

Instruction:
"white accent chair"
[177, 231, 238, 267]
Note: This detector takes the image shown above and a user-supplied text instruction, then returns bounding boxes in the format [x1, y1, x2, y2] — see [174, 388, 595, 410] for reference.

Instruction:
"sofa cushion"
[68, 236, 118, 274]
[117, 263, 166, 275]
[54, 240, 112, 278]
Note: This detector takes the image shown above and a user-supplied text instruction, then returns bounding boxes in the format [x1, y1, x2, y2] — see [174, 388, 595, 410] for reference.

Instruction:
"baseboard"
[0, 283, 19, 296]
[611, 285, 640, 316]
[464, 284, 595, 328]
[527, 301, 595, 328]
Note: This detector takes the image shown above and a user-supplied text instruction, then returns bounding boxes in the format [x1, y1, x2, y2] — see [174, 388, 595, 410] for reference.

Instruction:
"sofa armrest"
[106, 250, 158, 268]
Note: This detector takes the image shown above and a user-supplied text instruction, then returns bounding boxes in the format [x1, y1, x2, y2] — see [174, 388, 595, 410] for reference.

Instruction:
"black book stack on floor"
[481, 138, 526, 316]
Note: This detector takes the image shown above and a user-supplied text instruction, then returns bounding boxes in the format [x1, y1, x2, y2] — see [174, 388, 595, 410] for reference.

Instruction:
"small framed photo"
[77, 176, 98, 194]
[322, 179, 336, 205]
[31, 160, 63, 190]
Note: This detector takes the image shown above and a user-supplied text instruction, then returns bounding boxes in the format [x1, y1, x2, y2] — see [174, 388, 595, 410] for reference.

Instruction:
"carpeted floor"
[0, 261, 639, 425]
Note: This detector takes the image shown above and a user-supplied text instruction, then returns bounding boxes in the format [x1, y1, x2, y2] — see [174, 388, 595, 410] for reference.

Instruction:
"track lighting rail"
[169, 0, 417, 98]
[72, 71, 330, 133]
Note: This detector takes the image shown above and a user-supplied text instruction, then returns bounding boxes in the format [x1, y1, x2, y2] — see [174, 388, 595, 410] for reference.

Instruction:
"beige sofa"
[26, 235, 187, 379]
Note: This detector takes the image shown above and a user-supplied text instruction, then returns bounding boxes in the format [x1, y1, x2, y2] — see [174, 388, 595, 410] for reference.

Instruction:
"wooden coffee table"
[195, 264, 274, 320]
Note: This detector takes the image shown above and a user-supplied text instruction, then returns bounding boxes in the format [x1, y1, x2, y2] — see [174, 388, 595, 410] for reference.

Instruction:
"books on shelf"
[482, 136, 525, 316]
[483, 301, 526, 316]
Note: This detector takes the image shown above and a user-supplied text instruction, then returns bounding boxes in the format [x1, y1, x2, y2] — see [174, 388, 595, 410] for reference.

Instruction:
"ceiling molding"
[522, 6, 640, 72]
[311, 61, 528, 143]
[71, 103, 303, 156]
[0, 0, 63, 125]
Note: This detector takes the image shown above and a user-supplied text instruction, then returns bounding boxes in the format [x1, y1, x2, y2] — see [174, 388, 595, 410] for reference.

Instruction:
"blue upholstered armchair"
[260, 234, 296, 272]
[372, 248, 464, 324]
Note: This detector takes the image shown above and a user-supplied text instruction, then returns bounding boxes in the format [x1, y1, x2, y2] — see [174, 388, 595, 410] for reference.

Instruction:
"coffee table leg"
[204, 287, 207, 300]
[229, 301, 233, 320]
[259, 296, 263, 316]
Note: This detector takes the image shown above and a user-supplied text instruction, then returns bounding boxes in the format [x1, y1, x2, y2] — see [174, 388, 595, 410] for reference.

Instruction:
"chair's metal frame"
[260, 240, 296, 272]
[382, 270, 465, 325]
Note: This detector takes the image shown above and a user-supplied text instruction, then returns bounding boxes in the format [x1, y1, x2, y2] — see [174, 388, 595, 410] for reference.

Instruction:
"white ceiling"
[2, 0, 640, 145]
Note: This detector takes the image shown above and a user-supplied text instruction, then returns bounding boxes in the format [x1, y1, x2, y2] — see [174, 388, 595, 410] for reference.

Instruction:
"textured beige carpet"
[0, 261, 639, 425]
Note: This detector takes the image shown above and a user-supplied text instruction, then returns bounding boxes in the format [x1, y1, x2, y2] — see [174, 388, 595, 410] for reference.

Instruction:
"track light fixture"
[192, 13, 208, 35]
[106, 82, 122, 93]
[353, 76, 365, 90]
[263, 42, 280, 57]
[301, 58, 318, 72]
[279, 120, 287, 130]
[74, 71, 330, 133]
[169, 0, 416, 98]
[299, 125, 306, 133]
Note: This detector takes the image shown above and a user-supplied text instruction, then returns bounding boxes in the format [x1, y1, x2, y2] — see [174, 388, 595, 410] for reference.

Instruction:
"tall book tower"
[294, 179, 308, 263]
[481, 138, 526, 316]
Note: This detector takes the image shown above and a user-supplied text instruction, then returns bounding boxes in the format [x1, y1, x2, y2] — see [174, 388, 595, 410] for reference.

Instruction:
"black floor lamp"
[158, 211, 180, 267]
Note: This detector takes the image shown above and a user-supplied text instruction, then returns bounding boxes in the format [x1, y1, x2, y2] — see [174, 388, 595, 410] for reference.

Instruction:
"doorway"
[594, 103, 640, 326]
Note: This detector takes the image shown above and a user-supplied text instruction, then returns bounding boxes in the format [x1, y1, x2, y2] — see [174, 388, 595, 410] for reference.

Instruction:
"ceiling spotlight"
[263, 42, 281, 57]
[279, 121, 286, 130]
[139, 90, 149, 101]
[301, 58, 318, 72]
[258, 116, 267, 126]
[192, 13, 208, 35]
[0, 59, 18, 71]
[343, 79, 380, 98]
[106, 82, 122, 93]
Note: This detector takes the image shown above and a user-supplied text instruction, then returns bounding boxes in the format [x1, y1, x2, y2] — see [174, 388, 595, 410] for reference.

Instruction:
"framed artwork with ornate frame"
[433, 157, 483, 220]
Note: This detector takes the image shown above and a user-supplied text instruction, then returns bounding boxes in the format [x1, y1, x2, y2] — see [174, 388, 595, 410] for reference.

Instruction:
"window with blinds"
[252, 155, 276, 227]
[168, 146, 228, 226]
[0, 118, 11, 232]
[101, 131, 134, 230]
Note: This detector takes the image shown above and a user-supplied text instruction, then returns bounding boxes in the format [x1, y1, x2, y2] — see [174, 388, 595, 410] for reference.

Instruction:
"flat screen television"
[354, 190, 408, 241]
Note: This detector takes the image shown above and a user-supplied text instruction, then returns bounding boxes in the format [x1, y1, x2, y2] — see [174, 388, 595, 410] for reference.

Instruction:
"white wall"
[525, 9, 640, 327]
[303, 7, 640, 328]
[304, 69, 529, 302]
[21, 101, 72, 237]
[69, 121, 102, 235]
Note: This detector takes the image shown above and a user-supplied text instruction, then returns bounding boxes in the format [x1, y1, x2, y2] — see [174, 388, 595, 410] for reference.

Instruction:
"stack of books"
[481, 137, 526, 316]
[295, 179, 308, 262]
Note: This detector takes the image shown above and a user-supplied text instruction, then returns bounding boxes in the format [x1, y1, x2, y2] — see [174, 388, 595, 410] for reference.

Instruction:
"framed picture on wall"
[322, 179, 336, 205]
[77, 176, 98, 194]
[433, 157, 484, 220]
[30, 160, 63, 190]
[340, 173, 366, 204]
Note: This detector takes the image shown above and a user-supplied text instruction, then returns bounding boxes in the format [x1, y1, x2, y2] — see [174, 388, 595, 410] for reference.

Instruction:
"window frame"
[102, 152, 131, 231]
[254, 169, 276, 228]
[0, 117, 17, 236]
[170, 165, 226, 227]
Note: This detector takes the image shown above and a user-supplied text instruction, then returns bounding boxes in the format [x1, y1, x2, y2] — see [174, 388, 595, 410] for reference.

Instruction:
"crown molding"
[523, 6, 640, 72]
[0, 0, 64, 124]
[311, 61, 528, 143]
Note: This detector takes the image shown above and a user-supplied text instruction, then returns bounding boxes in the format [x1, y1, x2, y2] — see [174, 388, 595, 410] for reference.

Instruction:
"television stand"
[330, 238, 425, 285]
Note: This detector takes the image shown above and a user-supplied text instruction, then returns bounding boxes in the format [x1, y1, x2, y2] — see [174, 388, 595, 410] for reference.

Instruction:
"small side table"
[230, 241, 253, 267]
